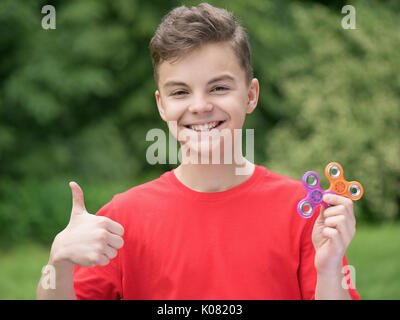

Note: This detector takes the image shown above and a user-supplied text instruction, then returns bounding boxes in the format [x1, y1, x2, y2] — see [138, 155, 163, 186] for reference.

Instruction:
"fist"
[312, 194, 356, 275]
[50, 181, 124, 268]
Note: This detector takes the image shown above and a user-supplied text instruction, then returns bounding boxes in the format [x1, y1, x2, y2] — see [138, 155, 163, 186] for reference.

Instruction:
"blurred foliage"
[255, 1, 400, 222]
[0, 0, 399, 246]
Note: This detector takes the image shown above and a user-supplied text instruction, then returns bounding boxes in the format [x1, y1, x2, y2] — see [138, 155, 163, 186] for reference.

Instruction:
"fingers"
[324, 215, 346, 229]
[94, 222, 124, 249]
[322, 194, 355, 221]
[88, 233, 122, 267]
[94, 227, 124, 249]
[96, 216, 124, 236]
[97, 237, 121, 266]
[96, 247, 117, 267]
[106, 232, 124, 250]
[104, 217, 125, 237]
[322, 226, 344, 250]
[104, 245, 118, 260]
[97, 254, 111, 267]
[316, 206, 325, 223]
[69, 181, 87, 214]
[324, 215, 352, 245]
[321, 194, 356, 248]
[323, 194, 353, 215]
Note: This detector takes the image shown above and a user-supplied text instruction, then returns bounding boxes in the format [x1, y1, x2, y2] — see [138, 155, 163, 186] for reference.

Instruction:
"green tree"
[0, 0, 398, 246]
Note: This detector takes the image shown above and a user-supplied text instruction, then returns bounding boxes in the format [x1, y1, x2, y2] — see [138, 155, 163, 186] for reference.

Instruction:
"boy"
[37, 3, 359, 300]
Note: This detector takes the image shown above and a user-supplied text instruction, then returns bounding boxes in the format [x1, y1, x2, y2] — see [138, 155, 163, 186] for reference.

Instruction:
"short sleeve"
[297, 207, 361, 300]
[73, 200, 123, 300]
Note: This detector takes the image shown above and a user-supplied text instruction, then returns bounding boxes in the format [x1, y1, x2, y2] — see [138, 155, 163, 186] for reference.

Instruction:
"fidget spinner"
[297, 171, 335, 218]
[325, 162, 364, 200]
[297, 162, 364, 218]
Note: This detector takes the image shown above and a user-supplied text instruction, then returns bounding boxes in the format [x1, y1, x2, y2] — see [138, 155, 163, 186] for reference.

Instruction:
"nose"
[188, 93, 213, 114]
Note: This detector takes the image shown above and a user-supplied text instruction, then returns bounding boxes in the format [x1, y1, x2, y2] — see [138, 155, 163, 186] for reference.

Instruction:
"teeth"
[189, 121, 220, 131]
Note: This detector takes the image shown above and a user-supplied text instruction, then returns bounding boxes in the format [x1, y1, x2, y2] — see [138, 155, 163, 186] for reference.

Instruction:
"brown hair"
[149, 3, 253, 87]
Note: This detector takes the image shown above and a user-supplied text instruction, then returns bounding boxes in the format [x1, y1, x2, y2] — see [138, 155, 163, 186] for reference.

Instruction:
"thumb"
[316, 205, 325, 225]
[69, 181, 87, 215]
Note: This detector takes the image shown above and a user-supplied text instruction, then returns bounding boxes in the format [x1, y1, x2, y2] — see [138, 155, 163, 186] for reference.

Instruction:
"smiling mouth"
[183, 120, 226, 132]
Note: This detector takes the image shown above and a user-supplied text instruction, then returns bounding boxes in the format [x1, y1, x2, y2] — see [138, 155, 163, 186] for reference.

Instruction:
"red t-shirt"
[73, 164, 360, 300]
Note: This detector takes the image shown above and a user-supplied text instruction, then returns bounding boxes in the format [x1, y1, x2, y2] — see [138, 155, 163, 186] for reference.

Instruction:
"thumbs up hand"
[50, 182, 124, 268]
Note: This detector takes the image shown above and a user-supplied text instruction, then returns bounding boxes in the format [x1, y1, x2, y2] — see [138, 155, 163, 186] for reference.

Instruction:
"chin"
[180, 138, 234, 165]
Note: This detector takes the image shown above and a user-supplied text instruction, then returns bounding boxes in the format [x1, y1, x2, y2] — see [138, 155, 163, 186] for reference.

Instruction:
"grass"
[0, 223, 399, 299]
[345, 222, 400, 300]
[0, 242, 51, 299]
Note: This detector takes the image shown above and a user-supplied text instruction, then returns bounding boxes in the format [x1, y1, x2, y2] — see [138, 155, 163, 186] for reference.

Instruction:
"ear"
[155, 90, 167, 122]
[246, 78, 259, 114]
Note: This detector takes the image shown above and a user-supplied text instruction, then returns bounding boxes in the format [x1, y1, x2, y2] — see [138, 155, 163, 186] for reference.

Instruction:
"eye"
[171, 90, 188, 96]
[211, 86, 229, 93]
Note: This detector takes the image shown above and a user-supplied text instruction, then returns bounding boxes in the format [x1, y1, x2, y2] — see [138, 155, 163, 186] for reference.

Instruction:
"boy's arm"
[36, 182, 124, 300]
[315, 271, 350, 300]
[312, 194, 357, 300]
[36, 249, 77, 300]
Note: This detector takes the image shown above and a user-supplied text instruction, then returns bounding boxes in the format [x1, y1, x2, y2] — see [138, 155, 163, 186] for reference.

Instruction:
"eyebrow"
[163, 74, 236, 89]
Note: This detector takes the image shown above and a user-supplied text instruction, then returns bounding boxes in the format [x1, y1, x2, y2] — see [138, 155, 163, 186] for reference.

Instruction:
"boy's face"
[155, 42, 259, 160]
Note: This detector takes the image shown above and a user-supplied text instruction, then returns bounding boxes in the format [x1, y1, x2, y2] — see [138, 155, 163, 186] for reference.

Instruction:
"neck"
[174, 157, 255, 193]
